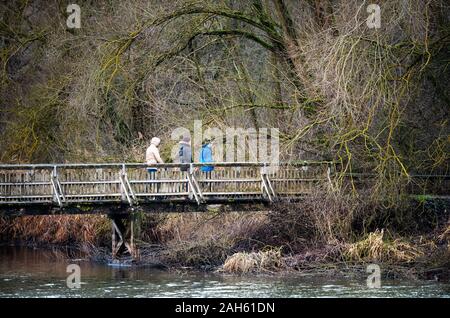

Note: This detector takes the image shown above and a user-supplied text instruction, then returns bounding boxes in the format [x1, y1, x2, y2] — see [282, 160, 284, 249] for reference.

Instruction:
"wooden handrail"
[0, 161, 333, 169]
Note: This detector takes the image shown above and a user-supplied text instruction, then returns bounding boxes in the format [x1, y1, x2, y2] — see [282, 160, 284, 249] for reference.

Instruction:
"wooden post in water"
[110, 213, 139, 261]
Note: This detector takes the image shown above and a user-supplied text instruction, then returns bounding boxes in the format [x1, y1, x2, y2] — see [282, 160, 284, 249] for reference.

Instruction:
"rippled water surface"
[0, 246, 448, 298]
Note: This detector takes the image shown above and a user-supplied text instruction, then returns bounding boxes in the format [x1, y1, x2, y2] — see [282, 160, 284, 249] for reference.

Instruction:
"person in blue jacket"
[200, 138, 214, 172]
[200, 138, 214, 192]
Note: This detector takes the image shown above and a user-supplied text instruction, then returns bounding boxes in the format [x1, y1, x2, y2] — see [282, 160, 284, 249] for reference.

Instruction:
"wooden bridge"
[1, 162, 447, 260]
[0, 162, 332, 214]
[0, 162, 333, 259]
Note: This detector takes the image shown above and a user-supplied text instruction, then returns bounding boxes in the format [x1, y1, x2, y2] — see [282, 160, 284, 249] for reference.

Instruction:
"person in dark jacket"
[178, 135, 192, 172]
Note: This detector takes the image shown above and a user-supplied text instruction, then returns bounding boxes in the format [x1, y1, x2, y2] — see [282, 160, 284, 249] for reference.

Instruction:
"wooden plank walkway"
[0, 162, 331, 214]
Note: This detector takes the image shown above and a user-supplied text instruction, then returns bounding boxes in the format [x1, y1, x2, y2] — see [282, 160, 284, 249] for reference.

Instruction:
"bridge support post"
[110, 213, 140, 261]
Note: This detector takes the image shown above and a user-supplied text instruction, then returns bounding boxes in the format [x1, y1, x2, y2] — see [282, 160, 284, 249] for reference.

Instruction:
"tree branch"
[153, 28, 275, 68]
[199, 30, 275, 51]
[145, 3, 282, 42]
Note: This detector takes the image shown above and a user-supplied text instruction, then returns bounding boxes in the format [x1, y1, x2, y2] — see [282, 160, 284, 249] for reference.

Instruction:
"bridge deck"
[0, 162, 330, 214]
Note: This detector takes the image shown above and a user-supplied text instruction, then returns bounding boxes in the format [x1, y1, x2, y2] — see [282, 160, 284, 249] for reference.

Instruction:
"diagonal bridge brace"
[261, 164, 276, 202]
[111, 214, 139, 260]
[187, 164, 203, 204]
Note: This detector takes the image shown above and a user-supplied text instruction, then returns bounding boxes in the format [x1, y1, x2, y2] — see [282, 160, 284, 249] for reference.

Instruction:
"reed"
[0, 215, 110, 246]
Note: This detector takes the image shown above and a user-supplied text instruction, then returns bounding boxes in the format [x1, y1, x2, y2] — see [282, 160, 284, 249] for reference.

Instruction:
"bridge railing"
[0, 162, 331, 206]
[0, 166, 54, 204]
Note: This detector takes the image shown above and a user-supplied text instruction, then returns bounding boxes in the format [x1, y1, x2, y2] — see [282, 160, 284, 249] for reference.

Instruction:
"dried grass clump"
[343, 229, 423, 263]
[222, 248, 284, 274]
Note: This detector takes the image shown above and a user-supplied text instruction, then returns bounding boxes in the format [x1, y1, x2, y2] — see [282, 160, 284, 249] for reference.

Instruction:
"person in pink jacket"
[146, 137, 164, 166]
[146, 137, 164, 193]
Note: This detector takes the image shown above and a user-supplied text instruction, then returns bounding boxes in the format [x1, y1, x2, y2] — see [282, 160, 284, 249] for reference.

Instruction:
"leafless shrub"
[267, 190, 356, 250]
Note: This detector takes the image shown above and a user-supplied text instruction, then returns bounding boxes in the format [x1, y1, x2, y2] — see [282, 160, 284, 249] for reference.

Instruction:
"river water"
[0, 246, 448, 298]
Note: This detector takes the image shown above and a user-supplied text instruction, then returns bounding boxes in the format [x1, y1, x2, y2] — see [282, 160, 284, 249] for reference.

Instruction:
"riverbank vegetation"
[1, 195, 448, 280]
[0, 0, 449, 280]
